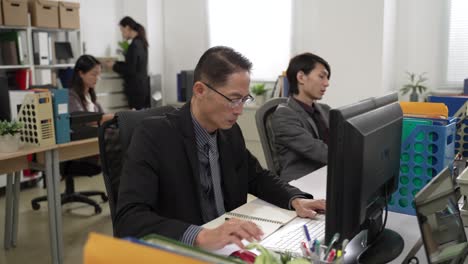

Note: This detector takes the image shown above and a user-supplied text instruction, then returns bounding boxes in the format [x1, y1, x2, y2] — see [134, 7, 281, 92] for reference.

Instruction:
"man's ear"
[296, 71, 305, 85]
[192, 81, 206, 98]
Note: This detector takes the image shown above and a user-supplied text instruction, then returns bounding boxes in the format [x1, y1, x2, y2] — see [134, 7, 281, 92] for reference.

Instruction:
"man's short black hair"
[194, 46, 252, 87]
[286, 53, 331, 95]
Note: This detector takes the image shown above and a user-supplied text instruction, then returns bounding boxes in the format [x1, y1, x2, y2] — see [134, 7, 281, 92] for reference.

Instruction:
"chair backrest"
[98, 106, 175, 234]
[255, 97, 288, 175]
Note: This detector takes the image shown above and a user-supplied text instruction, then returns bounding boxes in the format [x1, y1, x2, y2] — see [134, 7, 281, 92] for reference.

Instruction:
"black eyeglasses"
[201, 81, 254, 108]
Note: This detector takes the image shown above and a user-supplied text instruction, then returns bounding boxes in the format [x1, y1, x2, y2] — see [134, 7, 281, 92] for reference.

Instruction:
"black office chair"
[255, 97, 288, 175]
[98, 106, 175, 234]
[31, 158, 108, 214]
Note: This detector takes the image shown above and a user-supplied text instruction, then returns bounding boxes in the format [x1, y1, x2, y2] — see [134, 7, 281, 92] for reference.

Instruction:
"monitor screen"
[325, 93, 404, 263]
[54, 42, 74, 60]
[414, 167, 468, 264]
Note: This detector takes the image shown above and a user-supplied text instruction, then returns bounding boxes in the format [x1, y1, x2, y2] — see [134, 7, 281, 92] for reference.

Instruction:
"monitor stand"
[343, 229, 404, 264]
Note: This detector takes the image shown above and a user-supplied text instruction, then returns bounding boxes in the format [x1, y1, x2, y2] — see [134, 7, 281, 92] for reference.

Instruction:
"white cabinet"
[94, 73, 129, 113]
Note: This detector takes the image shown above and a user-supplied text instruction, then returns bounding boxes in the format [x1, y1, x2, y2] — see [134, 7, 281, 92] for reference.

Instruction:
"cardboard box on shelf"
[29, 0, 59, 28]
[58, 1, 79, 29]
[2, 0, 28, 27]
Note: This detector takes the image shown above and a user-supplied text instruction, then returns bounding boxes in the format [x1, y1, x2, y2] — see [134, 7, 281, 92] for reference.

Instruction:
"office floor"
[0, 175, 112, 264]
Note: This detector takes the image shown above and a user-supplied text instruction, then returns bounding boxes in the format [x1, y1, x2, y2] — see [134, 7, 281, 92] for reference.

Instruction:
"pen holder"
[309, 245, 344, 264]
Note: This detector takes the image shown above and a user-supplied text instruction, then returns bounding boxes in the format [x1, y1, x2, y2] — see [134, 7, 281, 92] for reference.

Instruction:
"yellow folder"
[400, 102, 448, 119]
[83, 233, 208, 264]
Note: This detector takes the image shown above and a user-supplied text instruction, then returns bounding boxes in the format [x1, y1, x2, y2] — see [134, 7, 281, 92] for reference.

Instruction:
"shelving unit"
[0, 22, 82, 187]
[0, 24, 81, 85]
[35, 64, 75, 69]
[0, 65, 32, 70]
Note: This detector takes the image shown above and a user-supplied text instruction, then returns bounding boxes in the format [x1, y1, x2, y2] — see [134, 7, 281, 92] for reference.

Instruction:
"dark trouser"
[127, 94, 149, 110]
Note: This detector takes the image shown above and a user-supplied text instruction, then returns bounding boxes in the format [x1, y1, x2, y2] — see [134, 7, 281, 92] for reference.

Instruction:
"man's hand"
[291, 198, 326, 219]
[194, 218, 263, 250]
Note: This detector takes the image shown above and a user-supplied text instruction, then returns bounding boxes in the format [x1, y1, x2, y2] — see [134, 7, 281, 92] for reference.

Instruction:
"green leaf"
[400, 72, 429, 96]
[251, 83, 268, 95]
[0, 120, 23, 136]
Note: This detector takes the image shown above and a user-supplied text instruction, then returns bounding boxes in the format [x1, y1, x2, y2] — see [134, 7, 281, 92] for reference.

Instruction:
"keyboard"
[261, 215, 325, 256]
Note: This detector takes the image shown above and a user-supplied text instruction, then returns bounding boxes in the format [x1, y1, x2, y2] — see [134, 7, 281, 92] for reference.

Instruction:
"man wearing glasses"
[115, 46, 325, 250]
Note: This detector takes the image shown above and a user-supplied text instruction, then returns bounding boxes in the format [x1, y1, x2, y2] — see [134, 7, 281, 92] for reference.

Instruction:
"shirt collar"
[293, 97, 316, 114]
[191, 111, 217, 151]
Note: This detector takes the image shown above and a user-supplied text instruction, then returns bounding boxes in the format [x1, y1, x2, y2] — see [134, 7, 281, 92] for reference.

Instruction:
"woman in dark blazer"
[107, 16, 150, 110]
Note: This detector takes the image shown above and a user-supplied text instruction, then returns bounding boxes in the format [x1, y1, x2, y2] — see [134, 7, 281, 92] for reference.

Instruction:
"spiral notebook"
[224, 199, 297, 239]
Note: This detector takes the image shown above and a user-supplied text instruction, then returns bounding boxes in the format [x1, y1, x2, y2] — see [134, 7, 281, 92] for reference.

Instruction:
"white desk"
[289, 166, 423, 264]
[208, 166, 427, 263]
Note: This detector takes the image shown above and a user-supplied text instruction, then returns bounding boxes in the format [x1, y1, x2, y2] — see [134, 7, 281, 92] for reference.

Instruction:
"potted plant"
[117, 40, 129, 55]
[251, 83, 268, 105]
[400, 72, 428, 102]
[0, 120, 23, 152]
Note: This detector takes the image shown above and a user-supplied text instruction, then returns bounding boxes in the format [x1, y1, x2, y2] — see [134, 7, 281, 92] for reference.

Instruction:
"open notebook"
[222, 199, 297, 239]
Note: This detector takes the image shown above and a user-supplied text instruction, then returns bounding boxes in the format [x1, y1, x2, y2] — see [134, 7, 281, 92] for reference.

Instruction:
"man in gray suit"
[271, 53, 331, 181]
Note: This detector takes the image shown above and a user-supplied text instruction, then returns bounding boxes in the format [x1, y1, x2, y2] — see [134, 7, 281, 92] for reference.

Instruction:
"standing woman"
[106, 16, 149, 110]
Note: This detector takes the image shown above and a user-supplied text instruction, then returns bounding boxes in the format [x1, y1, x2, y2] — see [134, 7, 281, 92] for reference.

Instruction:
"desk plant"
[400, 72, 428, 102]
[251, 83, 268, 105]
[0, 120, 23, 152]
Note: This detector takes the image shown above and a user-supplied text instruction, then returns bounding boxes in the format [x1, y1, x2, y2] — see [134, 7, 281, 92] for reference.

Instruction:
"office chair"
[98, 106, 175, 234]
[255, 97, 288, 175]
[31, 159, 108, 214]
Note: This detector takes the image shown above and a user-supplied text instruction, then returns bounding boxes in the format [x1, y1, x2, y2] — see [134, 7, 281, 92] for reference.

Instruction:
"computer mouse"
[230, 250, 257, 263]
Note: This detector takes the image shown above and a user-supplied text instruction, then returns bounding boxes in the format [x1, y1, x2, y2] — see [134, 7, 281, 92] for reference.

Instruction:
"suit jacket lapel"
[217, 130, 237, 210]
[171, 103, 204, 211]
[288, 98, 320, 137]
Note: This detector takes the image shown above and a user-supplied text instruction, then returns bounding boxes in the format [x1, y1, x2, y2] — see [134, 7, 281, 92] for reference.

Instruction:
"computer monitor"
[326, 92, 404, 263]
[414, 167, 468, 264]
[54, 42, 74, 60]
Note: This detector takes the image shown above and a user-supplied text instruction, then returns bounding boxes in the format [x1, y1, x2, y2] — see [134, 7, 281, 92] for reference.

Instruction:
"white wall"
[395, 0, 450, 100]
[80, 0, 164, 76]
[162, 0, 209, 104]
[147, 0, 165, 76]
[80, 0, 121, 57]
[382, 0, 397, 94]
[292, 0, 389, 108]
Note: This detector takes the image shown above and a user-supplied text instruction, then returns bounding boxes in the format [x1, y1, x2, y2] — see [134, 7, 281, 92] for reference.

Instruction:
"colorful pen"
[326, 249, 336, 262]
[303, 224, 312, 248]
[337, 249, 342, 259]
[324, 233, 340, 260]
[315, 240, 321, 259]
[300, 241, 310, 257]
[311, 238, 318, 252]
[341, 238, 349, 252]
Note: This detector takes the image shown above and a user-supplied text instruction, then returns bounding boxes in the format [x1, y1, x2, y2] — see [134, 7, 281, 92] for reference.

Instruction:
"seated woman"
[69, 54, 114, 123]
[65, 54, 115, 175]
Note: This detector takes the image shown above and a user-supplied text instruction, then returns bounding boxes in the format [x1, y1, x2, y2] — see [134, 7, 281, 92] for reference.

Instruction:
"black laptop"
[414, 167, 468, 264]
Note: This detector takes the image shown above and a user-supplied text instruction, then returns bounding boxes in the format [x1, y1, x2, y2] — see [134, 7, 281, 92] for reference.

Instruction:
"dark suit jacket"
[271, 97, 330, 182]
[115, 102, 311, 240]
[113, 37, 149, 108]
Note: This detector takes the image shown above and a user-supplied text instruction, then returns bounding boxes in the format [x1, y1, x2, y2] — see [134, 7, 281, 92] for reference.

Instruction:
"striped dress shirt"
[180, 112, 226, 245]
